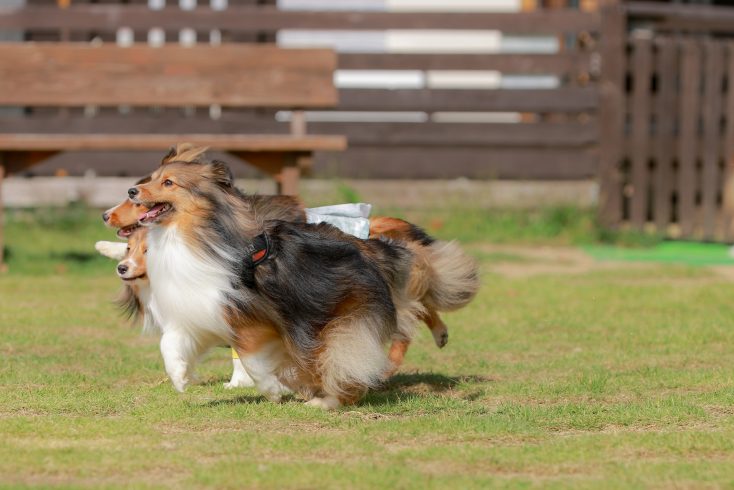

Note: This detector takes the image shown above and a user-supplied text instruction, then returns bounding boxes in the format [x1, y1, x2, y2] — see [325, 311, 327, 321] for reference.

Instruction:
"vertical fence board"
[677, 40, 701, 237]
[701, 41, 725, 240]
[630, 35, 653, 228]
[653, 38, 677, 232]
[599, 5, 627, 227]
[723, 43, 734, 241]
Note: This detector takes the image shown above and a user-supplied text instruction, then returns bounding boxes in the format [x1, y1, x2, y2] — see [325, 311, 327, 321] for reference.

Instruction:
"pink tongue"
[140, 204, 164, 221]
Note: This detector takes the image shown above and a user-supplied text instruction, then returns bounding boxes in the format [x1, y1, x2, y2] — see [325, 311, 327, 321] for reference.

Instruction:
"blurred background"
[2, 0, 734, 270]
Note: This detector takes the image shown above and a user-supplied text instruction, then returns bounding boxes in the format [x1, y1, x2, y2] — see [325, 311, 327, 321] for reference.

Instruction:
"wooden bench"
[0, 43, 346, 268]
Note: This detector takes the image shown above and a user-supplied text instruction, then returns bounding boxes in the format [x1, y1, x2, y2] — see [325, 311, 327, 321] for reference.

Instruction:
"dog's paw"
[171, 377, 189, 393]
[432, 328, 449, 349]
[305, 396, 341, 410]
[223, 377, 255, 389]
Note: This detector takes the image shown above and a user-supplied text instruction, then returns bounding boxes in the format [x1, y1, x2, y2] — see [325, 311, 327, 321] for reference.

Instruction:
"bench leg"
[278, 165, 300, 196]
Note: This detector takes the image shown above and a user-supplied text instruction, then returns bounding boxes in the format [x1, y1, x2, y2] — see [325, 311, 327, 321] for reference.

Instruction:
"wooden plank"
[7, 147, 597, 180]
[314, 147, 598, 180]
[652, 38, 677, 233]
[0, 5, 600, 33]
[724, 43, 734, 242]
[0, 44, 338, 108]
[0, 134, 347, 152]
[337, 88, 598, 112]
[629, 34, 653, 229]
[627, 2, 734, 33]
[700, 41, 725, 240]
[338, 53, 593, 74]
[0, 117, 599, 148]
[677, 40, 701, 238]
[597, 4, 626, 227]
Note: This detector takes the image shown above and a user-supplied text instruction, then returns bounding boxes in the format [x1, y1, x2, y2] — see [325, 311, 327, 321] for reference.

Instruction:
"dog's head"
[103, 177, 151, 238]
[102, 144, 211, 233]
[128, 158, 234, 227]
[116, 228, 148, 283]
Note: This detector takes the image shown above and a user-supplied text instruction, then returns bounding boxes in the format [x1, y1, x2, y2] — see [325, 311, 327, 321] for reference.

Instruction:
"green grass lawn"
[2, 206, 734, 488]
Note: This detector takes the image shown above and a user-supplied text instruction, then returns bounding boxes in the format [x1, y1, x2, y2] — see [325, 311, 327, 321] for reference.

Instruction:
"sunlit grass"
[1, 206, 733, 488]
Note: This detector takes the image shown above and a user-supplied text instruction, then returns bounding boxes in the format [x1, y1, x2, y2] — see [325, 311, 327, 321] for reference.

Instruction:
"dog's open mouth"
[121, 273, 147, 282]
[139, 203, 173, 224]
[117, 224, 140, 238]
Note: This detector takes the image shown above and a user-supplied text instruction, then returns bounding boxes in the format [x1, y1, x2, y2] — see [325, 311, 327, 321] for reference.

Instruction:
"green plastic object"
[583, 241, 734, 266]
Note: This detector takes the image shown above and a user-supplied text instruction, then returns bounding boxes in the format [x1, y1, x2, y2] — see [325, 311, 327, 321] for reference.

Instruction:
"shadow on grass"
[202, 394, 270, 407]
[360, 372, 494, 406]
[381, 372, 492, 392]
[199, 371, 493, 408]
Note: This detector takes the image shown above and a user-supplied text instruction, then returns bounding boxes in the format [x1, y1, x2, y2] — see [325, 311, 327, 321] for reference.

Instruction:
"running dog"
[102, 145, 479, 375]
[129, 158, 420, 408]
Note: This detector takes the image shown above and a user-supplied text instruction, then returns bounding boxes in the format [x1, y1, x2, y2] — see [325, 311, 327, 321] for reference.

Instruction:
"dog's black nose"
[102, 212, 110, 222]
[117, 264, 128, 275]
[127, 187, 139, 199]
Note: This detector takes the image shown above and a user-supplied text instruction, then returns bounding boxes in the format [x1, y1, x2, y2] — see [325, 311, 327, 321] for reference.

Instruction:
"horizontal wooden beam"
[626, 2, 734, 33]
[0, 44, 337, 108]
[338, 53, 593, 74]
[337, 88, 599, 112]
[323, 147, 598, 180]
[0, 116, 598, 147]
[0, 134, 346, 152]
[0, 5, 600, 33]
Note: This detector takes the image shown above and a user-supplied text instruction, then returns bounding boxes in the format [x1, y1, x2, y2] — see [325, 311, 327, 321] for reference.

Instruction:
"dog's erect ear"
[209, 160, 234, 188]
[95, 241, 127, 261]
[161, 143, 209, 166]
[161, 146, 178, 166]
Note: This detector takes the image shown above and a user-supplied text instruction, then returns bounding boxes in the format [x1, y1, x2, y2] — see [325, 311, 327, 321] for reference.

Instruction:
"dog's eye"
[126, 247, 130, 253]
[163, 179, 174, 187]
[144, 249, 148, 254]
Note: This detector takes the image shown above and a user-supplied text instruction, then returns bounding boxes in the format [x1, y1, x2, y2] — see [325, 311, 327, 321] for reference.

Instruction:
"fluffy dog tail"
[423, 240, 480, 312]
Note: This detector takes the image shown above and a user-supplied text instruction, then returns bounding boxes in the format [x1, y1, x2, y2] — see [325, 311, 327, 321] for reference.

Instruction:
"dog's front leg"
[224, 348, 255, 389]
[160, 330, 199, 393]
[235, 340, 290, 403]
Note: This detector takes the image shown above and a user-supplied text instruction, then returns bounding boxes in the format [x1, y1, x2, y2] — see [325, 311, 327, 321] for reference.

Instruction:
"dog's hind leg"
[311, 314, 390, 409]
[423, 308, 449, 348]
[235, 340, 290, 403]
[384, 337, 410, 379]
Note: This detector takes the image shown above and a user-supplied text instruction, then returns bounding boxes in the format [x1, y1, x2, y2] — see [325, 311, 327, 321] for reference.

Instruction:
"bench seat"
[0, 133, 346, 152]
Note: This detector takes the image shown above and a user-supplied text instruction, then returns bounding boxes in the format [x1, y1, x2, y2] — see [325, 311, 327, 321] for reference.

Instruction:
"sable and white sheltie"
[102, 145, 479, 377]
[128, 158, 421, 408]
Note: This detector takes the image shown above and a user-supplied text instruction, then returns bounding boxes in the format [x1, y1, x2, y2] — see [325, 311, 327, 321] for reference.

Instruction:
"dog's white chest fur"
[146, 226, 234, 342]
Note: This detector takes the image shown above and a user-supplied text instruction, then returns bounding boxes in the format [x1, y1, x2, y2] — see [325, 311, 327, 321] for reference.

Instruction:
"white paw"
[171, 376, 189, 393]
[168, 366, 191, 393]
[305, 396, 341, 410]
[223, 377, 255, 389]
[226, 361, 255, 389]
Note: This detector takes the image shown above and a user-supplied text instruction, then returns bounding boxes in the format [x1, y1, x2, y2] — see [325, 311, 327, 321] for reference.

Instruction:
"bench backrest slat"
[0, 43, 337, 108]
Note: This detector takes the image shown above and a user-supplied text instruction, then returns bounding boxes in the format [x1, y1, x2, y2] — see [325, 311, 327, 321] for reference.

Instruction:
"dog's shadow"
[201, 371, 492, 408]
[364, 372, 493, 406]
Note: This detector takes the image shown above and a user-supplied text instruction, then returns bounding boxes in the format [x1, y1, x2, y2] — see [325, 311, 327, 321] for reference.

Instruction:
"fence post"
[598, 3, 626, 228]
[723, 43, 734, 242]
[0, 161, 5, 273]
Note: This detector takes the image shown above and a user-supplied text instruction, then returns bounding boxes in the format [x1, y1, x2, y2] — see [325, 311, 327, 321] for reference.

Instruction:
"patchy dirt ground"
[474, 244, 734, 281]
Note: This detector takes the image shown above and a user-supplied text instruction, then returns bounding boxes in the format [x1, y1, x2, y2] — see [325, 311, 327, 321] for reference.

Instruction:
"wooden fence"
[0, 1, 602, 179]
[599, 3, 734, 241]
